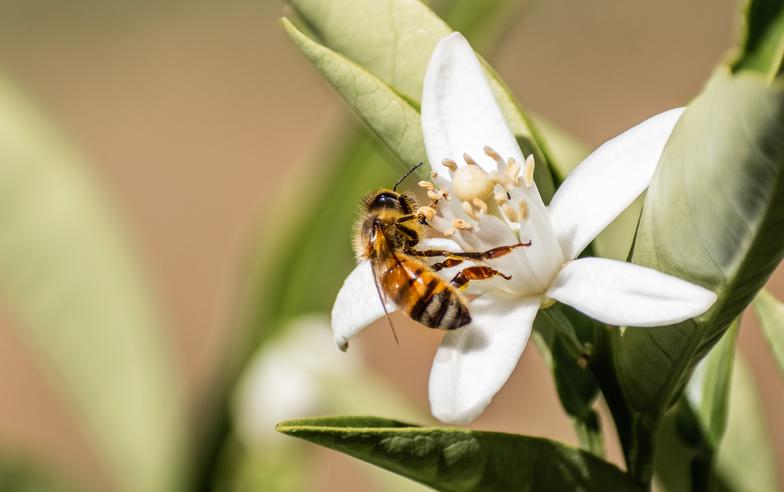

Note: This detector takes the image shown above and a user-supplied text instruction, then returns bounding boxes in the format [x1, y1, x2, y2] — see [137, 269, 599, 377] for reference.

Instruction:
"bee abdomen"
[410, 281, 471, 330]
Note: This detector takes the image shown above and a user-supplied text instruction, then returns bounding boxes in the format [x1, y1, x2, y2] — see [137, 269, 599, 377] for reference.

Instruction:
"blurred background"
[0, 0, 781, 491]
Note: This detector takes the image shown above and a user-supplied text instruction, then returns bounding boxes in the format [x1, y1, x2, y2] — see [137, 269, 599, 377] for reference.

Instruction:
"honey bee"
[353, 165, 529, 335]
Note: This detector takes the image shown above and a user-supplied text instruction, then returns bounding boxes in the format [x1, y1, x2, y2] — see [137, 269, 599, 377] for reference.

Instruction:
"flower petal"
[421, 33, 523, 176]
[429, 293, 541, 424]
[548, 108, 684, 260]
[331, 260, 394, 351]
[547, 257, 717, 327]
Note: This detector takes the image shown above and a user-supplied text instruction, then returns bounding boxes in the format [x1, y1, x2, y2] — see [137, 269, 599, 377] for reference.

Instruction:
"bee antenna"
[393, 162, 423, 192]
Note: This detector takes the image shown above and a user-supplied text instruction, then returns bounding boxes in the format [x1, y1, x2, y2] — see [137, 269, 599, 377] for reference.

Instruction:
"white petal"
[331, 260, 393, 351]
[548, 108, 684, 260]
[429, 293, 541, 424]
[421, 33, 523, 176]
[547, 257, 717, 327]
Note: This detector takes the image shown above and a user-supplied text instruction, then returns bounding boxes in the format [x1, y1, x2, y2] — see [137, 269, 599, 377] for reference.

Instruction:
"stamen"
[418, 180, 435, 191]
[442, 159, 458, 172]
[430, 170, 439, 179]
[523, 155, 535, 188]
[417, 206, 436, 222]
[463, 153, 478, 166]
[444, 228, 456, 237]
[483, 146, 505, 167]
[472, 198, 488, 215]
[494, 191, 508, 204]
[506, 158, 521, 183]
[462, 201, 478, 220]
[519, 199, 529, 220]
[502, 203, 519, 222]
[452, 218, 472, 230]
[427, 189, 442, 201]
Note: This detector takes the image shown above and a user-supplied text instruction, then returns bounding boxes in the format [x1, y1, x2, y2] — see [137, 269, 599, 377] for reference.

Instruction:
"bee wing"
[368, 255, 400, 345]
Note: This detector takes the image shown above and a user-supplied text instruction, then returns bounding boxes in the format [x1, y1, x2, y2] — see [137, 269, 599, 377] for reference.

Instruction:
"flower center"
[452, 164, 494, 202]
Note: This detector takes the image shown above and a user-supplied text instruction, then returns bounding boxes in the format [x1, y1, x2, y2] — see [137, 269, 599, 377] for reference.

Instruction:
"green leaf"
[714, 355, 778, 492]
[277, 416, 644, 492]
[286, 0, 560, 196]
[282, 18, 426, 169]
[752, 288, 784, 374]
[533, 305, 603, 455]
[680, 321, 738, 449]
[654, 321, 738, 492]
[0, 77, 185, 492]
[615, 69, 784, 419]
[731, 0, 784, 79]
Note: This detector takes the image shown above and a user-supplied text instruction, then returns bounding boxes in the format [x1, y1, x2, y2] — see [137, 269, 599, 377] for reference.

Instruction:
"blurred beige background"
[0, 0, 781, 490]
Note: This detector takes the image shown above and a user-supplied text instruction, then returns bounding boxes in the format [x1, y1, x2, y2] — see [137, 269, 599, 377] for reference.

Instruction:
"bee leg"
[407, 241, 531, 261]
[450, 266, 511, 289]
[430, 258, 463, 272]
[394, 222, 420, 247]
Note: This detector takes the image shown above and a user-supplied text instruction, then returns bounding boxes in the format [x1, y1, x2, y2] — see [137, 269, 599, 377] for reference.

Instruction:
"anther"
[494, 191, 508, 204]
[506, 158, 521, 182]
[462, 201, 478, 220]
[472, 198, 488, 215]
[483, 146, 505, 167]
[502, 203, 519, 222]
[523, 155, 535, 188]
[431, 170, 439, 179]
[418, 180, 435, 191]
[463, 153, 478, 166]
[427, 189, 442, 201]
[417, 206, 436, 222]
[442, 159, 458, 172]
[519, 199, 529, 220]
[444, 228, 456, 237]
[453, 219, 472, 230]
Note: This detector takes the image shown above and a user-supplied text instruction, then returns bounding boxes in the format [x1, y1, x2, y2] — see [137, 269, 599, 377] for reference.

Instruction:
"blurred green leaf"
[286, 0, 560, 195]
[654, 321, 738, 492]
[714, 355, 778, 492]
[752, 288, 784, 374]
[731, 0, 784, 79]
[616, 68, 784, 419]
[0, 77, 185, 492]
[0, 457, 77, 492]
[277, 416, 644, 492]
[282, 18, 426, 169]
[681, 322, 737, 449]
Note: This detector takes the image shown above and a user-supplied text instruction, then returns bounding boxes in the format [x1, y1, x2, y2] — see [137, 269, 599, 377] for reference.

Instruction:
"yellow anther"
[519, 199, 529, 220]
[494, 191, 509, 204]
[418, 180, 435, 191]
[462, 201, 478, 220]
[483, 145, 504, 165]
[506, 158, 521, 182]
[444, 228, 456, 237]
[472, 198, 488, 215]
[463, 152, 478, 166]
[523, 155, 536, 188]
[427, 189, 442, 201]
[431, 170, 439, 179]
[453, 218, 472, 230]
[442, 158, 458, 172]
[417, 206, 436, 222]
[502, 203, 519, 222]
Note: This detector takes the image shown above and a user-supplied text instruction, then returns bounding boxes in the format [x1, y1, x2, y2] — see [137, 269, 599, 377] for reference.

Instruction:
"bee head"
[370, 190, 402, 210]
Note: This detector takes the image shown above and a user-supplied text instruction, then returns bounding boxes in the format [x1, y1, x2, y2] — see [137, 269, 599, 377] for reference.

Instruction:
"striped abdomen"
[376, 253, 471, 330]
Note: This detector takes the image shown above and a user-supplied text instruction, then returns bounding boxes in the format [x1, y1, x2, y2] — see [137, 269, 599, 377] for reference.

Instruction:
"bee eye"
[372, 192, 399, 210]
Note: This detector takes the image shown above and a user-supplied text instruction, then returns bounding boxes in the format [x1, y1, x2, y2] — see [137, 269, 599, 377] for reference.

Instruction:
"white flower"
[330, 33, 717, 424]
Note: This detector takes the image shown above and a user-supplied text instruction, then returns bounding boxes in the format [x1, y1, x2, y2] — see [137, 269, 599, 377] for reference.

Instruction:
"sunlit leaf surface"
[278, 416, 644, 492]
